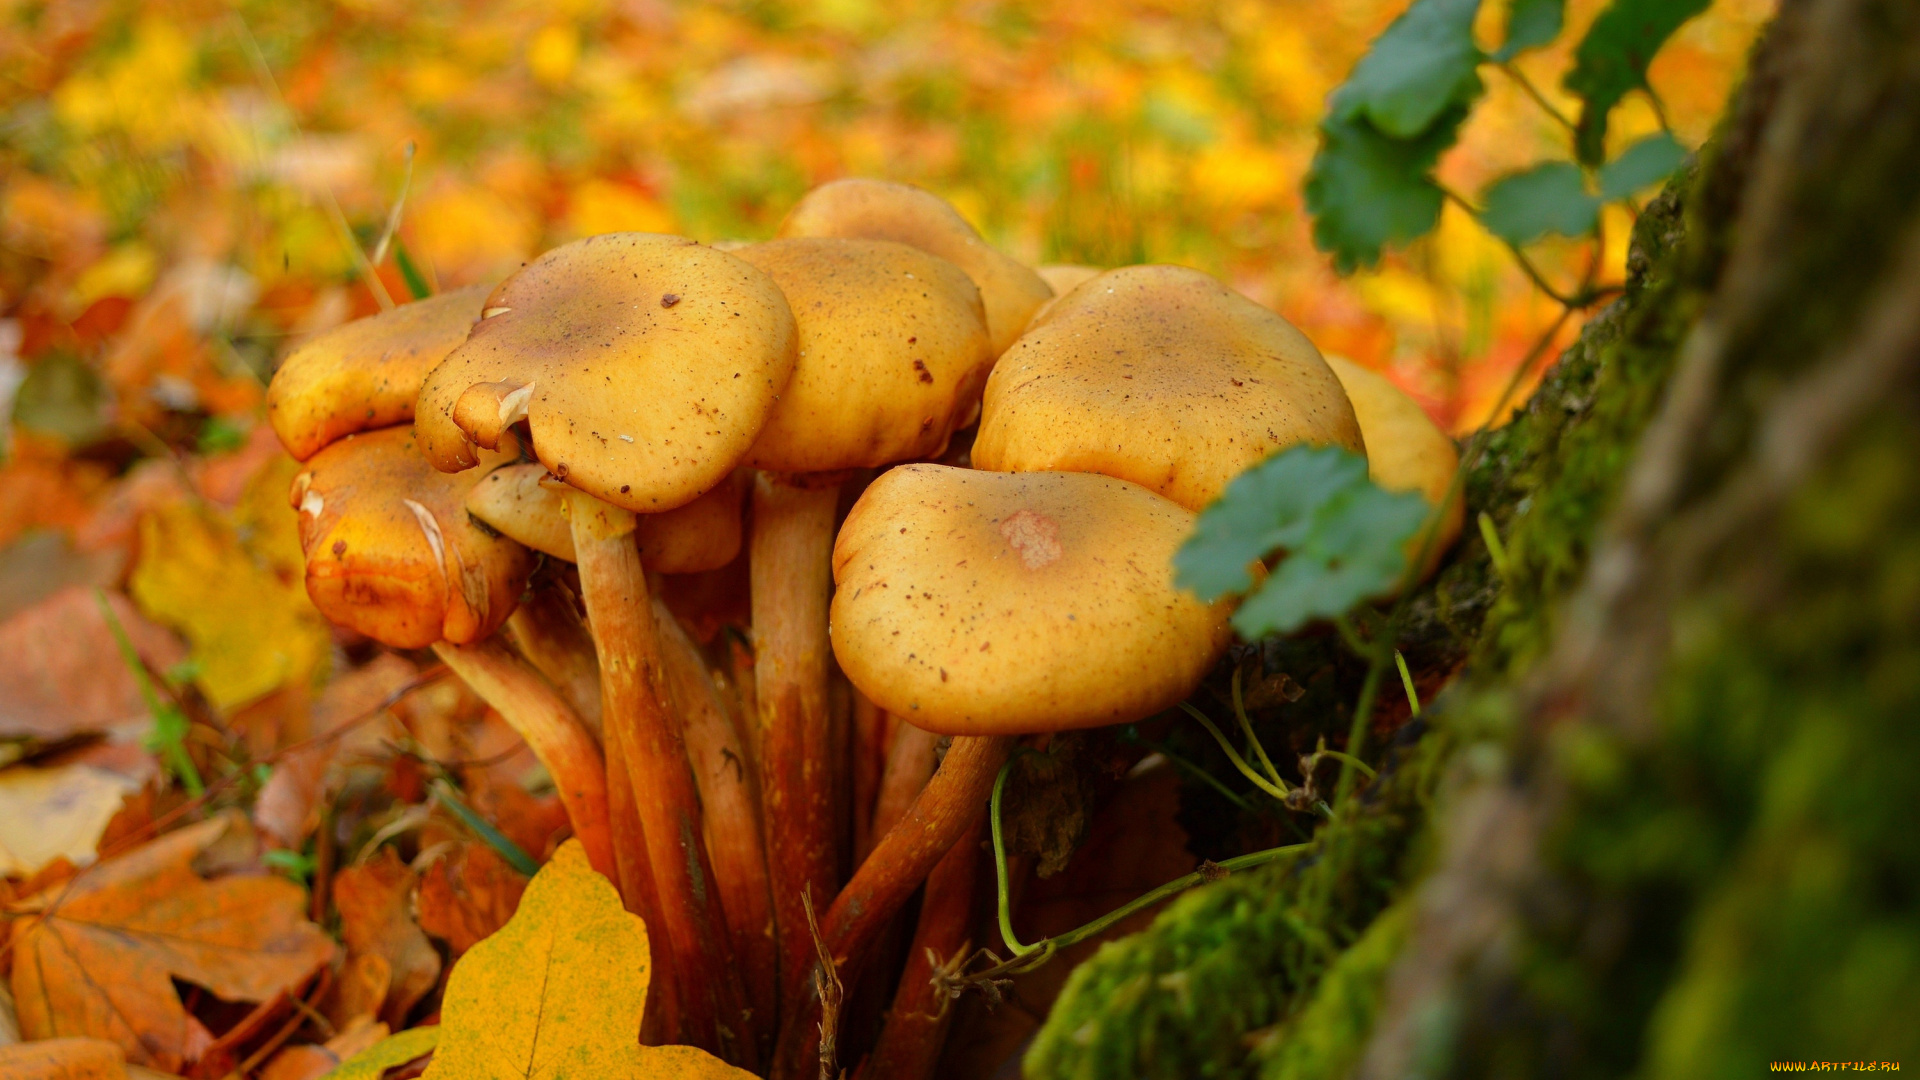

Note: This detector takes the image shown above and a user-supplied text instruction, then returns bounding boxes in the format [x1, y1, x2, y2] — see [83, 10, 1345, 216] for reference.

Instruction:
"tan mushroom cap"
[830, 464, 1232, 736]
[972, 264, 1365, 512]
[292, 426, 532, 650]
[466, 462, 746, 574]
[1035, 264, 1103, 297]
[415, 233, 797, 513]
[732, 238, 993, 474]
[776, 179, 1052, 357]
[268, 285, 490, 461]
[1324, 355, 1464, 580]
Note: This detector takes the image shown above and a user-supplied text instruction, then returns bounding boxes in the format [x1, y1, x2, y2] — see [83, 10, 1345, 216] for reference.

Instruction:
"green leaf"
[1564, 0, 1710, 163]
[1479, 161, 1599, 244]
[12, 353, 109, 447]
[1598, 132, 1688, 199]
[1174, 446, 1430, 638]
[1330, 0, 1485, 138]
[1494, 0, 1566, 60]
[1306, 106, 1469, 273]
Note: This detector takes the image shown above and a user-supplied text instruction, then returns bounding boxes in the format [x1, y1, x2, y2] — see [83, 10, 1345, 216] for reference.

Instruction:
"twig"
[802, 885, 844, 1080]
[1497, 61, 1576, 132]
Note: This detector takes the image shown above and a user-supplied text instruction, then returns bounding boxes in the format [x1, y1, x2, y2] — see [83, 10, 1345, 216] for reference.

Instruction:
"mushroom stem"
[428, 637, 615, 881]
[604, 719, 682, 1045]
[771, 734, 1013, 1080]
[851, 692, 885, 858]
[858, 814, 984, 1080]
[653, 594, 779, 1050]
[865, 724, 941, 865]
[750, 473, 843, 1005]
[565, 489, 754, 1065]
[504, 579, 603, 735]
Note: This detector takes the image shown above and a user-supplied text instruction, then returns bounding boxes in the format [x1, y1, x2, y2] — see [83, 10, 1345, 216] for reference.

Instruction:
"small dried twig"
[802, 885, 844, 1080]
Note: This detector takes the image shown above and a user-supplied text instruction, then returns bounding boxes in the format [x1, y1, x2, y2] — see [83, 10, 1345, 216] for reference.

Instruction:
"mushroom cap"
[415, 233, 797, 513]
[267, 285, 490, 461]
[776, 179, 1052, 357]
[830, 464, 1231, 736]
[292, 425, 532, 650]
[1324, 355, 1464, 580]
[1035, 264, 1103, 296]
[465, 462, 746, 574]
[732, 238, 993, 474]
[972, 264, 1365, 512]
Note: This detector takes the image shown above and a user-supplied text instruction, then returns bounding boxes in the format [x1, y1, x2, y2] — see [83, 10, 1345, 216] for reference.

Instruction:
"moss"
[1251, 900, 1412, 1080]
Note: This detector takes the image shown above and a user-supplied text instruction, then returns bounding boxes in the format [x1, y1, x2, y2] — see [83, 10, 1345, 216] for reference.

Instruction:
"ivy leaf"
[1330, 0, 1485, 138]
[1174, 446, 1430, 638]
[1479, 161, 1599, 244]
[1564, 0, 1711, 163]
[1494, 0, 1566, 60]
[1598, 132, 1688, 199]
[1306, 106, 1470, 273]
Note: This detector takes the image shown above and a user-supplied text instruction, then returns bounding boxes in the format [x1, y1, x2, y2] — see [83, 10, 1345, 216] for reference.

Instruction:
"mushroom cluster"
[267, 178, 1462, 1078]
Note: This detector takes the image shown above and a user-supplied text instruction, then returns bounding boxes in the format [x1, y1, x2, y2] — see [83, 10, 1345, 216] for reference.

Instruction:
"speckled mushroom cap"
[731, 238, 993, 474]
[830, 464, 1231, 735]
[292, 425, 532, 650]
[972, 264, 1365, 513]
[776, 179, 1051, 358]
[1324, 355, 1464, 580]
[466, 462, 746, 574]
[414, 233, 797, 513]
[268, 285, 490, 461]
[1034, 264, 1103, 298]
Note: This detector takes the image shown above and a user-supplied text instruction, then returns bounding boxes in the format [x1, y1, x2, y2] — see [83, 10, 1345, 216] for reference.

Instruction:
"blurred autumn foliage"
[0, 0, 1769, 1075]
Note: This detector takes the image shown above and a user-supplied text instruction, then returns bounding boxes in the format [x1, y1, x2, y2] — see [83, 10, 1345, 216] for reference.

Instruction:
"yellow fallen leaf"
[128, 502, 330, 711]
[420, 841, 752, 1080]
[0, 764, 138, 876]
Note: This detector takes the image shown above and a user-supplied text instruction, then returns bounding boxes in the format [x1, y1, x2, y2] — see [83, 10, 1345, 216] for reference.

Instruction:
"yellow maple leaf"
[338, 841, 752, 1080]
[129, 501, 330, 711]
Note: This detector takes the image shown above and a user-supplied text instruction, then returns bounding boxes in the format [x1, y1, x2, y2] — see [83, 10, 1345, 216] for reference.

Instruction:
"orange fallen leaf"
[418, 840, 752, 1079]
[8, 818, 336, 1072]
[332, 849, 440, 1028]
[318, 1025, 439, 1080]
[414, 844, 526, 960]
[258, 1017, 390, 1080]
[0, 1037, 126, 1080]
[0, 587, 185, 741]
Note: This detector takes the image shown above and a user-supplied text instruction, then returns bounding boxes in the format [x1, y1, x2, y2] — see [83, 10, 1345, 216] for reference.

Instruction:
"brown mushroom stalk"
[566, 488, 755, 1063]
[602, 697, 682, 1046]
[653, 593, 778, 1047]
[504, 578, 603, 734]
[771, 733, 1013, 1079]
[427, 637, 617, 882]
[865, 723, 942, 864]
[850, 691, 891, 859]
[858, 814, 986, 1080]
[748, 471, 842, 1005]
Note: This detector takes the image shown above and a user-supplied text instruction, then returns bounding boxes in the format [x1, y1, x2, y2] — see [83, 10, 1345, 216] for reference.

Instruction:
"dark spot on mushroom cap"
[621, 484, 630, 493]
[332, 540, 347, 556]
[661, 293, 681, 308]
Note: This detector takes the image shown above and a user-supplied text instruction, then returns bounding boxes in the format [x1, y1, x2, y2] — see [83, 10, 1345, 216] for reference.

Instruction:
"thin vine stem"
[979, 752, 1309, 982]
[1179, 702, 1289, 800]
[1497, 60, 1576, 132]
[1120, 729, 1254, 810]
[1230, 668, 1286, 791]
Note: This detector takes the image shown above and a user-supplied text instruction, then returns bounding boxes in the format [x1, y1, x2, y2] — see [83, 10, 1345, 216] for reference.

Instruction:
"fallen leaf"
[420, 840, 752, 1079]
[256, 656, 418, 848]
[258, 1017, 389, 1080]
[332, 849, 441, 1028]
[0, 765, 138, 876]
[414, 844, 525, 959]
[9, 818, 336, 1071]
[0, 531, 124, 625]
[0, 1037, 126, 1080]
[322, 954, 390, 1033]
[0, 587, 185, 741]
[128, 502, 330, 712]
[320, 1025, 438, 1080]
